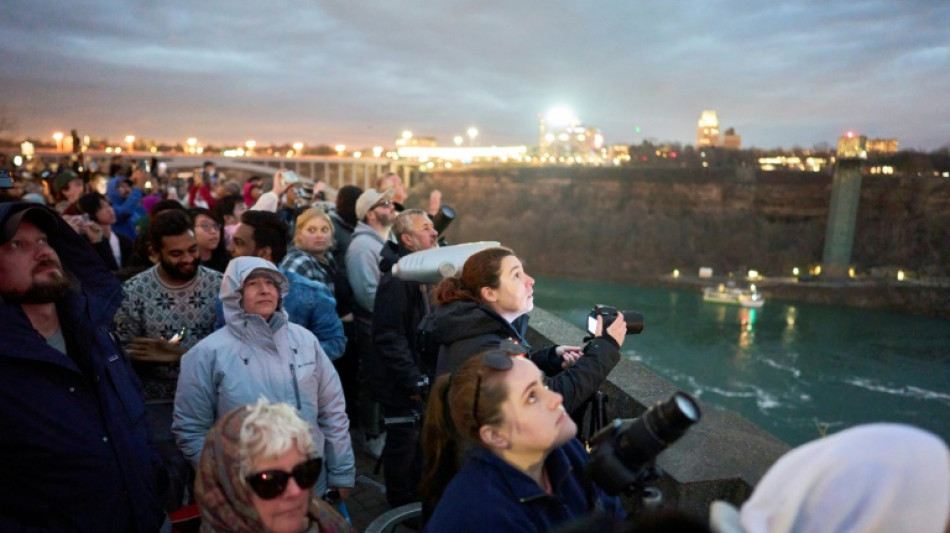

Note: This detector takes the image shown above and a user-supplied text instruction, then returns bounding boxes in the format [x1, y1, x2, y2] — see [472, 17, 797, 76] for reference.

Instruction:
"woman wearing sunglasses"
[424, 246, 627, 413]
[196, 398, 352, 533]
[174, 256, 354, 506]
[420, 349, 624, 532]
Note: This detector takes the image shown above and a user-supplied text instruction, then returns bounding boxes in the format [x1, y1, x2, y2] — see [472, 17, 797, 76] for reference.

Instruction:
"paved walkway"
[341, 431, 419, 532]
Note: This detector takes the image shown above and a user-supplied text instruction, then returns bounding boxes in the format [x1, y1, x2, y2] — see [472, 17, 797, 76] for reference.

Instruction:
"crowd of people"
[0, 157, 947, 533]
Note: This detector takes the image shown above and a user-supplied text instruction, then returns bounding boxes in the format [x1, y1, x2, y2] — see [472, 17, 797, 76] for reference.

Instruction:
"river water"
[533, 277, 950, 446]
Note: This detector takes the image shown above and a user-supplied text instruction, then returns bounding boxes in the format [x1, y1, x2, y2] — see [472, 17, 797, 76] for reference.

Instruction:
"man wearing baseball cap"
[345, 187, 396, 457]
[0, 202, 166, 531]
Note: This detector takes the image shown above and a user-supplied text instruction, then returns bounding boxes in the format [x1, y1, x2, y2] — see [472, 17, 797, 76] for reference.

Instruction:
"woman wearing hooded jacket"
[423, 246, 627, 414]
[173, 256, 355, 501]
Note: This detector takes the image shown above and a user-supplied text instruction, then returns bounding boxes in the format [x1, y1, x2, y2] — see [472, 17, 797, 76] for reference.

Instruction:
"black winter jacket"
[370, 241, 436, 406]
[0, 202, 166, 532]
[423, 299, 621, 413]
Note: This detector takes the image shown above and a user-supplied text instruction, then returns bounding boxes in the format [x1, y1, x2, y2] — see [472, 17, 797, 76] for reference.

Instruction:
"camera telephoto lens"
[621, 310, 645, 335]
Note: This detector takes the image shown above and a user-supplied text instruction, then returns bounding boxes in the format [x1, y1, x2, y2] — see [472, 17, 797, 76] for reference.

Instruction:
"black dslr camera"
[586, 392, 700, 496]
[587, 305, 645, 336]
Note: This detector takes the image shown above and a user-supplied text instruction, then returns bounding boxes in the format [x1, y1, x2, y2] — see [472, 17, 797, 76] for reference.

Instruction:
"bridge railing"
[20, 151, 422, 191]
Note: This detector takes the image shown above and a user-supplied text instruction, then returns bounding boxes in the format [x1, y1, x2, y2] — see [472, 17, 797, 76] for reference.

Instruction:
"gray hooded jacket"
[172, 256, 354, 490]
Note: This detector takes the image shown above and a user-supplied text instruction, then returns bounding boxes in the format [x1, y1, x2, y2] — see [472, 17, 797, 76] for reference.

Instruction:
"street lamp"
[335, 144, 346, 157]
[125, 135, 135, 154]
[453, 135, 463, 147]
[245, 140, 256, 156]
[186, 138, 197, 154]
[292, 142, 304, 156]
[372, 146, 383, 158]
[52, 132, 64, 152]
[467, 127, 479, 146]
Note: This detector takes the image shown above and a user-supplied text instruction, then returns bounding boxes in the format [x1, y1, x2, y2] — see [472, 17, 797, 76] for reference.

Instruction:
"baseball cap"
[355, 188, 395, 220]
[0, 205, 59, 245]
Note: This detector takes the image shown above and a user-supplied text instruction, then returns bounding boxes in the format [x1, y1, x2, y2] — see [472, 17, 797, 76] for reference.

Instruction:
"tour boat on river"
[703, 283, 765, 308]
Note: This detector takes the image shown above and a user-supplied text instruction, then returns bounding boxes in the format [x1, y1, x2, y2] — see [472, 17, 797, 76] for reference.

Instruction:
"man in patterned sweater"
[113, 209, 222, 510]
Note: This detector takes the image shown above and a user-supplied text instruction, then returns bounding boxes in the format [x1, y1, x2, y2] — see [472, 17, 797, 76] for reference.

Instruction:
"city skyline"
[2, 1, 948, 151]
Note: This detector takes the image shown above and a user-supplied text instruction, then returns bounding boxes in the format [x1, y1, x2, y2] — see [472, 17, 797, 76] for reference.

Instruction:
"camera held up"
[587, 304, 645, 336]
[586, 391, 701, 496]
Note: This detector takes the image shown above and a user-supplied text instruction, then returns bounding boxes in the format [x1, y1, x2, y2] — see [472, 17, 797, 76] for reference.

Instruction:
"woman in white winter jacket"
[173, 256, 355, 500]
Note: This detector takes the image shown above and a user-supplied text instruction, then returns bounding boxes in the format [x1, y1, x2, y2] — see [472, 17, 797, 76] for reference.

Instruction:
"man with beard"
[113, 208, 222, 510]
[0, 203, 166, 531]
[346, 187, 397, 457]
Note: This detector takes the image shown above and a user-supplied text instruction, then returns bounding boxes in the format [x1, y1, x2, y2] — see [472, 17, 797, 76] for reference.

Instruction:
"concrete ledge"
[525, 307, 791, 518]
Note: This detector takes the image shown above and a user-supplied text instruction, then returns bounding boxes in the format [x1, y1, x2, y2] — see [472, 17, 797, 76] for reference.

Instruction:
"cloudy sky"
[2, 0, 948, 150]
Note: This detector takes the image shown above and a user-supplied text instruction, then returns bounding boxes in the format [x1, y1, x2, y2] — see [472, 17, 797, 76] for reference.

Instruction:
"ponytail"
[420, 375, 461, 508]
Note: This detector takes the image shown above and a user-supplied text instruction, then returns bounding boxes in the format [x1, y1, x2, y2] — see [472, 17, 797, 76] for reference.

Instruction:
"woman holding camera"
[424, 246, 626, 413]
[421, 349, 624, 532]
[195, 398, 352, 533]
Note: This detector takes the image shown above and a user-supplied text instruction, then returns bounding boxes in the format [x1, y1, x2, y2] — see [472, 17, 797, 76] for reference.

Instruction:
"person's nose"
[526, 274, 535, 287]
[283, 477, 304, 497]
[549, 388, 564, 410]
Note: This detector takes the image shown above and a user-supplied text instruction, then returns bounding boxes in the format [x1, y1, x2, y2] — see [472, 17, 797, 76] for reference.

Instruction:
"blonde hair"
[238, 398, 316, 478]
[293, 207, 335, 250]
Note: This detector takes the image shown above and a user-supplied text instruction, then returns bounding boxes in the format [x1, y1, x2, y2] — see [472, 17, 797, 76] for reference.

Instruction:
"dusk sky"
[2, 0, 948, 151]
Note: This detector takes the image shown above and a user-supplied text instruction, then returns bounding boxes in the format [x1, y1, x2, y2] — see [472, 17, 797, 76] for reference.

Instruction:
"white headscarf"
[739, 423, 949, 533]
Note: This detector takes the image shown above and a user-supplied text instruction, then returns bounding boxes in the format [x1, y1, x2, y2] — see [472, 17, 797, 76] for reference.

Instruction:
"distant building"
[722, 127, 742, 150]
[696, 110, 720, 147]
[866, 138, 898, 154]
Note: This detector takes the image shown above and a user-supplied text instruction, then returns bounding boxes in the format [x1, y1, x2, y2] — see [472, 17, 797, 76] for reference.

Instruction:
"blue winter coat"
[425, 438, 624, 532]
[0, 202, 166, 532]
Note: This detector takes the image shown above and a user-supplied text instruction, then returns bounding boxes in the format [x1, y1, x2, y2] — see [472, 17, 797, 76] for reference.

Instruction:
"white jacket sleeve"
[172, 346, 218, 469]
[312, 337, 355, 488]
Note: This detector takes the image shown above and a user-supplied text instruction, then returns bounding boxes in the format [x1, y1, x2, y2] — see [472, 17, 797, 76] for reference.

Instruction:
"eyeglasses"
[373, 199, 393, 210]
[245, 457, 323, 500]
[472, 343, 526, 428]
[198, 223, 221, 232]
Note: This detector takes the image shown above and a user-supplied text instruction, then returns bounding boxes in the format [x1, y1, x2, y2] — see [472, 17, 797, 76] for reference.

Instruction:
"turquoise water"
[534, 277, 950, 446]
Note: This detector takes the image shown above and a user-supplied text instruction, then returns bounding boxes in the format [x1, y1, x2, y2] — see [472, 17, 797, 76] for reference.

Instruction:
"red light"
[642, 156, 648, 161]
[670, 151, 677, 158]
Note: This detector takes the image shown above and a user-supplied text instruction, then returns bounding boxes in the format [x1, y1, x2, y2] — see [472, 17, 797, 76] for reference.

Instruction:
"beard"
[1, 261, 72, 304]
[160, 255, 201, 282]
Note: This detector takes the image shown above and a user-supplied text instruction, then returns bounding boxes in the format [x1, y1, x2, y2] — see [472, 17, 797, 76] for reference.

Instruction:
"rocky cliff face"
[407, 167, 950, 282]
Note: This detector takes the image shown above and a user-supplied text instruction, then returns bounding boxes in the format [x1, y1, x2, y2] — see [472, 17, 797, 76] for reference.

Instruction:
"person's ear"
[147, 244, 159, 265]
[479, 424, 510, 450]
[399, 232, 412, 248]
[256, 246, 272, 261]
[480, 286, 498, 303]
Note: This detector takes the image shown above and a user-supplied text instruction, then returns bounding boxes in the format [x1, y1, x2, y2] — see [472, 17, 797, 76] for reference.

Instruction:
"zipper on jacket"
[289, 362, 302, 410]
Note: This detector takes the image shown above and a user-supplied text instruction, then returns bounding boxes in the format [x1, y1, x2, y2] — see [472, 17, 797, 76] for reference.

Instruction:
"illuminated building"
[537, 108, 605, 163]
[696, 110, 721, 147]
[723, 127, 742, 150]
[866, 138, 898, 154]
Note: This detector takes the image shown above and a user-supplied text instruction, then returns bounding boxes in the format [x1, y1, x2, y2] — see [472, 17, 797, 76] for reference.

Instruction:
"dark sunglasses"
[373, 199, 393, 209]
[245, 457, 323, 500]
[472, 342, 527, 427]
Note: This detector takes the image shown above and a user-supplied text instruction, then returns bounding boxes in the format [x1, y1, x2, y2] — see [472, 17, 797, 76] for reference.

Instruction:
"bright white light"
[372, 146, 383, 158]
[453, 136, 463, 146]
[401, 130, 413, 140]
[467, 127, 478, 139]
[546, 107, 576, 128]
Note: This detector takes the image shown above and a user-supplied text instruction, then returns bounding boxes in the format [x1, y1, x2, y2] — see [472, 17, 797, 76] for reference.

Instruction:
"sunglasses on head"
[472, 342, 527, 427]
[245, 456, 322, 500]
